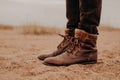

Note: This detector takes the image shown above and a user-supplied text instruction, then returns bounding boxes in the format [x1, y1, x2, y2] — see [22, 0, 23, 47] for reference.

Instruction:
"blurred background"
[0, 1, 120, 80]
[0, 0, 120, 28]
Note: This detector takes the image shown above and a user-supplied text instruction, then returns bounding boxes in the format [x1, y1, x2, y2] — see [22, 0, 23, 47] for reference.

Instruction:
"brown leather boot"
[44, 29, 98, 66]
[38, 29, 75, 60]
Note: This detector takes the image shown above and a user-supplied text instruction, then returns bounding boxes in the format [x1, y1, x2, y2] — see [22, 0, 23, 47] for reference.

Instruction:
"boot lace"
[66, 38, 82, 56]
[57, 34, 73, 50]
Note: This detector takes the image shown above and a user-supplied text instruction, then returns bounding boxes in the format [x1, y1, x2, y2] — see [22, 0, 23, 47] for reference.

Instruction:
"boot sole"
[79, 60, 97, 65]
[43, 60, 97, 66]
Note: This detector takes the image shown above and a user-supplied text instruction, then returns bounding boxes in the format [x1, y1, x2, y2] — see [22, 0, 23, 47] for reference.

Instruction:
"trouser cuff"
[78, 23, 99, 35]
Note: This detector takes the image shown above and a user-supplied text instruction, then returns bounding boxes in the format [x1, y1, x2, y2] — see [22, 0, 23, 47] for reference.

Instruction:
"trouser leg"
[66, 0, 80, 29]
[79, 0, 102, 34]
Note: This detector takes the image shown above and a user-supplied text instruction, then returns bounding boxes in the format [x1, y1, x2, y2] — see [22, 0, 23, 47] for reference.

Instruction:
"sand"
[0, 28, 120, 80]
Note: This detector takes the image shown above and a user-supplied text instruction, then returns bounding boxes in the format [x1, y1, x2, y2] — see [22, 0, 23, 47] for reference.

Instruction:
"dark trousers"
[66, 0, 102, 34]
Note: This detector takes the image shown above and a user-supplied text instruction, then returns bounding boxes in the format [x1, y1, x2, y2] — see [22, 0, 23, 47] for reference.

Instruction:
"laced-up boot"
[38, 29, 75, 60]
[44, 29, 97, 65]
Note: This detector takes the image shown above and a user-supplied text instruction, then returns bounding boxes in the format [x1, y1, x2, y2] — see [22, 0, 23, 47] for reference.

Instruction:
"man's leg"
[38, 0, 79, 60]
[43, 0, 102, 66]
[79, 0, 102, 34]
[66, 0, 80, 29]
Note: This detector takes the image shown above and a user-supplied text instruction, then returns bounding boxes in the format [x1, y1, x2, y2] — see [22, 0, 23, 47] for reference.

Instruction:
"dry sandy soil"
[0, 27, 120, 80]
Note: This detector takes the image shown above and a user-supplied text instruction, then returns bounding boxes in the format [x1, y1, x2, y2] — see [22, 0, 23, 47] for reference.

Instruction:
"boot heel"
[80, 60, 97, 64]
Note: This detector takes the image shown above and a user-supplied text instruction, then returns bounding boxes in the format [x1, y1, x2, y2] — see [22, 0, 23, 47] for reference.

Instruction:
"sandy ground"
[0, 28, 120, 80]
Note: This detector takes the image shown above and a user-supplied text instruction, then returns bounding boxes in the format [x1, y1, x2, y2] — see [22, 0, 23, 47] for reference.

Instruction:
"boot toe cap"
[44, 57, 63, 66]
[37, 55, 46, 60]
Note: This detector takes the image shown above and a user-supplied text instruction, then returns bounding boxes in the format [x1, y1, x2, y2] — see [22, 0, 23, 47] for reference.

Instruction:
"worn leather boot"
[44, 29, 97, 66]
[38, 29, 75, 60]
